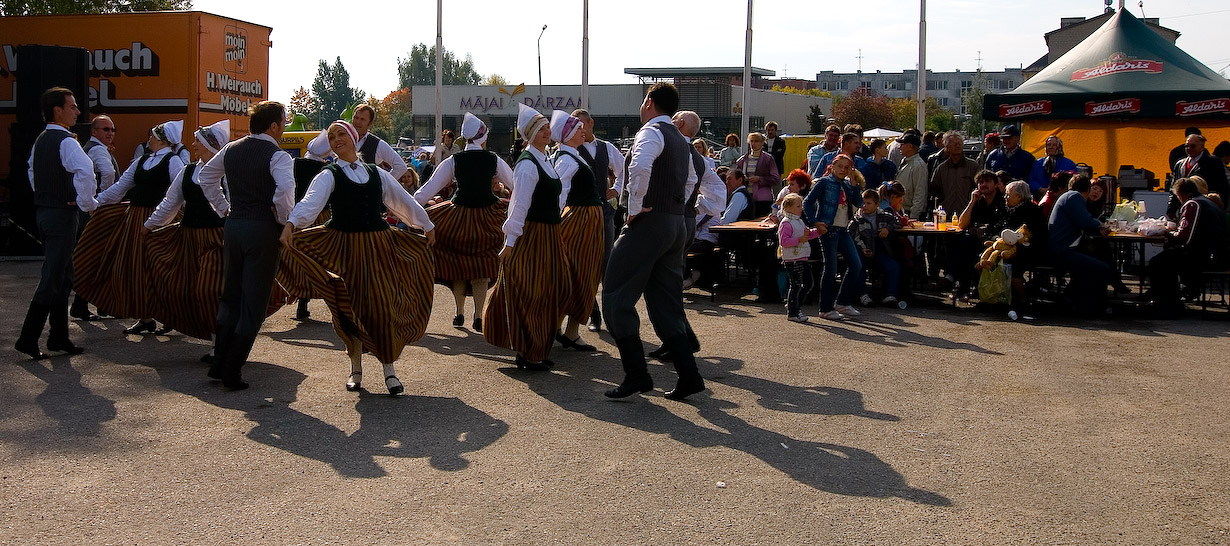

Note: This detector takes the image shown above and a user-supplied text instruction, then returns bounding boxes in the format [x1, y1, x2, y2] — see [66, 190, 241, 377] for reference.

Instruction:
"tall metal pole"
[537, 25, 548, 109]
[581, 0, 589, 109]
[916, 0, 927, 131]
[435, 0, 442, 146]
[740, 0, 753, 154]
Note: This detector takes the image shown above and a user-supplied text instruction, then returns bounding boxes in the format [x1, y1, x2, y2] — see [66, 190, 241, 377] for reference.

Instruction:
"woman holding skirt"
[549, 109, 603, 352]
[413, 112, 514, 332]
[279, 120, 436, 395]
[75, 119, 185, 334]
[482, 104, 571, 370]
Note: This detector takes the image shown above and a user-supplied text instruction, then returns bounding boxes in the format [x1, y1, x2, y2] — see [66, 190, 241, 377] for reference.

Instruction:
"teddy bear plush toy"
[976, 225, 1031, 270]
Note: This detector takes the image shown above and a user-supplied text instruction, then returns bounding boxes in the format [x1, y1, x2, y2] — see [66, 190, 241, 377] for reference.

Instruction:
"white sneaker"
[819, 310, 845, 320]
[859, 294, 873, 306]
[881, 296, 898, 305]
[835, 305, 861, 316]
[788, 314, 809, 323]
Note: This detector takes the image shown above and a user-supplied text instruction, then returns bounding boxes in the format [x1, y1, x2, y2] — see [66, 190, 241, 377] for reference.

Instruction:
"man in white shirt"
[895, 132, 928, 219]
[350, 104, 408, 180]
[71, 115, 120, 320]
[16, 87, 100, 359]
[571, 108, 626, 332]
[602, 83, 705, 401]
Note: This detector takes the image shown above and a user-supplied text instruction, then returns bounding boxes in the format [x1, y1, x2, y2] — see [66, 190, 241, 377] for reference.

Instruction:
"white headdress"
[462, 112, 488, 147]
[549, 110, 582, 144]
[517, 103, 548, 141]
[194, 119, 230, 154]
[153, 120, 184, 146]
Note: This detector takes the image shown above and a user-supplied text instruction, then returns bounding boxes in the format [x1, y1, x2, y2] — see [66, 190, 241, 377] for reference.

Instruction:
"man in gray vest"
[602, 82, 706, 401]
[350, 103, 408, 180]
[197, 101, 295, 390]
[15, 87, 101, 359]
[571, 108, 625, 332]
[70, 114, 119, 321]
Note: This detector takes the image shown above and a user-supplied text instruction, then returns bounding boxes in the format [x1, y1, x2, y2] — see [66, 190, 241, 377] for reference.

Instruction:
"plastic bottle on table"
[935, 206, 946, 230]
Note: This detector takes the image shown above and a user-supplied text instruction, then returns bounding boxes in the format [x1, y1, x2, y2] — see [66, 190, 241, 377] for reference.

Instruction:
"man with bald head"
[571, 108, 626, 332]
[1174, 133, 1229, 198]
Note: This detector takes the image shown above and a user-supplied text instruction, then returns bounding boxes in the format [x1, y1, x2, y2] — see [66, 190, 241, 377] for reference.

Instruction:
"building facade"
[814, 68, 1025, 115]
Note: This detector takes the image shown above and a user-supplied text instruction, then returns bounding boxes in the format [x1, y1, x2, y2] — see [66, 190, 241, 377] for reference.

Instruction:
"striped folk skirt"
[278, 226, 435, 364]
[558, 205, 604, 322]
[73, 204, 157, 319]
[483, 221, 571, 362]
[143, 224, 291, 339]
[425, 200, 507, 282]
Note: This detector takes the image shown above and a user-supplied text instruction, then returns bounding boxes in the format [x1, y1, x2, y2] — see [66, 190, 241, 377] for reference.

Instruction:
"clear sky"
[193, 0, 1228, 104]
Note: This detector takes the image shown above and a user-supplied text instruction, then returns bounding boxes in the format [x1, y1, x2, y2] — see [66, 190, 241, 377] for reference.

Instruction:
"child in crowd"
[777, 193, 820, 322]
[852, 189, 904, 306]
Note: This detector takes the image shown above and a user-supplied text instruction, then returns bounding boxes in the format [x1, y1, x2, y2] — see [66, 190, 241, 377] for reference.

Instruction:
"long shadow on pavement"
[16, 356, 118, 437]
[502, 357, 950, 506]
[702, 356, 900, 421]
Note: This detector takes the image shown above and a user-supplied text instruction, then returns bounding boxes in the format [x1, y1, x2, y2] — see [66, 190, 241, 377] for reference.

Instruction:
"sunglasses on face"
[100, 127, 116, 133]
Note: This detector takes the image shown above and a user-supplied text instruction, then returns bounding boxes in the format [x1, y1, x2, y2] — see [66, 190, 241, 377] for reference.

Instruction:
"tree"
[310, 57, 366, 129]
[367, 88, 413, 143]
[2, 0, 190, 15]
[287, 86, 318, 131]
[484, 73, 510, 86]
[885, 96, 957, 132]
[961, 70, 991, 136]
[397, 44, 483, 88]
[770, 85, 832, 99]
[806, 104, 827, 134]
[830, 89, 891, 130]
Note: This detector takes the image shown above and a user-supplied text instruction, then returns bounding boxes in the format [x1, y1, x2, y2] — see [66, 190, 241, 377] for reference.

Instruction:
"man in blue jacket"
[1047, 174, 1111, 315]
[986, 125, 1035, 181]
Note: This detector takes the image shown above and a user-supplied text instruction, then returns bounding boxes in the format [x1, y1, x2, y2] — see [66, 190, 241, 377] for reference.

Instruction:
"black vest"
[577, 139, 610, 203]
[31, 129, 77, 209]
[293, 157, 326, 201]
[358, 134, 382, 165]
[517, 151, 562, 225]
[685, 144, 707, 218]
[224, 136, 281, 222]
[125, 152, 174, 208]
[451, 150, 500, 208]
[643, 121, 688, 216]
[730, 186, 755, 221]
[179, 163, 226, 229]
[558, 151, 601, 207]
[82, 140, 118, 193]
[324, 163, 390, 232]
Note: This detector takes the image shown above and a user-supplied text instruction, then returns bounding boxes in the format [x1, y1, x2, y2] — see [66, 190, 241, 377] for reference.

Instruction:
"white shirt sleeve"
[60, 137, 100, 212]
[86, 144, 117, 192]
[379, 169, 433, 231]
[626, 125, 664, 216]
[606, 141, 626, 184]
[376, 138, 408, 180]
[270, 148, 296, 225]
[495, 155, 515, 191]
[683, 148, 699, 207]
[503, 158, 539, 247]
[697, 168, 727, 219]
[720, 191, 749, 226]
[413, 155, 456, 206]
[554, 153, 580, 212]
[287, 168, 335, 228]
[97, 159, 139, 206]
[197, 143, 231, 217]
[145, 163, 190, 229]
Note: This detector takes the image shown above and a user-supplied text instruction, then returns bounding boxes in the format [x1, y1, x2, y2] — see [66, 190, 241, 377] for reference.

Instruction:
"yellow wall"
[1022, 119, 1230, 179]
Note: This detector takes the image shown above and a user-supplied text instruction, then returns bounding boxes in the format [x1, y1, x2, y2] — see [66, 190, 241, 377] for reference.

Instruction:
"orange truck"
[0, 11, 272, 178]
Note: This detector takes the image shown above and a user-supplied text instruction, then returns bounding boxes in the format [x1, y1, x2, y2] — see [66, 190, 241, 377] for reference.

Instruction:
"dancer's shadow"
[811, 318, 1003, 355]
[18, 357, 117, 437]
[153, 360, 507, 478]
[267, 320, 345, 351]
[703, 357, 899, 421]
[502, 362, 949, 506]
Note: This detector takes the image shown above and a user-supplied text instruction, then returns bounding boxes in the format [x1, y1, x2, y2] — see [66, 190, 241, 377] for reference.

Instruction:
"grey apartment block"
[815, 69, 1025, 114]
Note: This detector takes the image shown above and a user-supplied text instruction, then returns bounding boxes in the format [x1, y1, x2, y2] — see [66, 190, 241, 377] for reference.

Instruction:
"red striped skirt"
[483, 221, 571, 362]
[73, 204, 157, 319]
[558, 205, 604, 321]
[425, 200, 507, 281]
[278, 226, 435, 364]
[143, 225, 224, 339]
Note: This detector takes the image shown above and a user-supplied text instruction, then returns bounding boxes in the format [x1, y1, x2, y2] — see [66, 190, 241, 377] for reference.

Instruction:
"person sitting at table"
[852, 188, 903, 306]
[1047, 174, 1111, 316]
[1001, 181, 1049, 320]
[949, 169, 1008, 300]
[1085, 177, 1110, 220]
[1026, 136, 1077, 196]
[683, 169, 753, 290]
[1144, 178, 1227, 317]
[1038, 171, 1073, 219]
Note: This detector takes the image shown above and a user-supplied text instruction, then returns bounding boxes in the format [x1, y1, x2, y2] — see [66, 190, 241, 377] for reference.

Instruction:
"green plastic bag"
[978, 264, 1010, 305]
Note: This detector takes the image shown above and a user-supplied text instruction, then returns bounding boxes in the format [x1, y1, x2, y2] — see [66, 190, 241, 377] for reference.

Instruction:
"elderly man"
[1169, 127, 1202, 169]
[895, 133, 928, 219]
[928, 131, 980, 215]
[1146, 178, 1226, 317]
[764, 120, 787, 176]
[1174, 134, 1229, 198]
[806, 124, 842, 175]
[985, 125, 1035, 181]
[71, 114, 120, 321]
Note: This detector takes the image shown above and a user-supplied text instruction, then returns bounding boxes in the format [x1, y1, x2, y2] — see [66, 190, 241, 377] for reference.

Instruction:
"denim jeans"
[819, 228, 863, 312]
[784, 260, 813, 317]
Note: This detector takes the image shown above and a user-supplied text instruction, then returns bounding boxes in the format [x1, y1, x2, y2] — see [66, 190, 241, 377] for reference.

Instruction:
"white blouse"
[503, 146, 560, 248]
[288, 158, 433, 232]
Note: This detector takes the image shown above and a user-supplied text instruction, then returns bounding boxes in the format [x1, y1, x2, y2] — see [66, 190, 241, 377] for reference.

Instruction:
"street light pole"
[740, 0, 753, 154]
[537, 24, 548, 109]
[581, 1, 589, 110]
[434, 0, 442, 146]
[916, 0, 927, 131]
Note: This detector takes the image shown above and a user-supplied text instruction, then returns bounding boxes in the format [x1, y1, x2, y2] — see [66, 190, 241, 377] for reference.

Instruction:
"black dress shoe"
[14, 340, 48, 360]
[385, 374, 403, 395]
[514, 354, 552, 371]
[153, 325, 173, 335]
[556, 333, 595, 352]
[295, 299, 310, 320]
[46, 340, 85, 355]
[664, 379, 706, 401]
[472, 317, 482, 332]
[123, 320, 157, 334]
[646, 346, 673, 361]
[588, 306, 602, 332]
[201, 353, 217, 365]
[452, 314, 464, 328]
[346, 372, 362, 392]
[555, 333, 573, 348]
[70, 311, 102, 321]
[222, 377, 249, 391]
[604, 375, 654, 398]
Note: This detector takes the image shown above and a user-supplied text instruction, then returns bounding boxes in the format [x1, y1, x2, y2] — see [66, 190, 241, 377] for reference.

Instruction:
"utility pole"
[740, 0, 753, 153]
[916, 0, 927, 131]
[434, 0, 442, 145]
[581, 0, 589, 109]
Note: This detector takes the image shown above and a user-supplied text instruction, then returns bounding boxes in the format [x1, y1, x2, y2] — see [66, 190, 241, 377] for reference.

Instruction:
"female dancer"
[483, 104, 571, 370]
[549, 110, 602, 352]
[413, 112, 514, 332]
[279, 120, 436, 395]
[75, 120, 185, 334]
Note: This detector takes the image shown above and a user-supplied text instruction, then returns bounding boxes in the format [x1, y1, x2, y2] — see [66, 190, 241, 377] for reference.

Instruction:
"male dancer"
[71, 114, 119, 320]
[350, 103, 408, 180]
[15, 87, 100, 359]
[602, 83, 705, 401]
[570, 108, 624, 332]
[197, 101, 295, 390]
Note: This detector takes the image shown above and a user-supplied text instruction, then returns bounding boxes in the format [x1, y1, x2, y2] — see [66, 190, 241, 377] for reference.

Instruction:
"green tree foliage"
[770, 85, 832, 99]
[831, 89, 891, 130]
[366, 88, 413, 143]
[806, 104, 827, 134]
[885, 96, 956, 132]
[2, 0, 190, 15]
[961, 70, 990, 136]
[310, 57, 366, 129]
[397, 44, 483, 88]
[484, 73, 510, 86]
